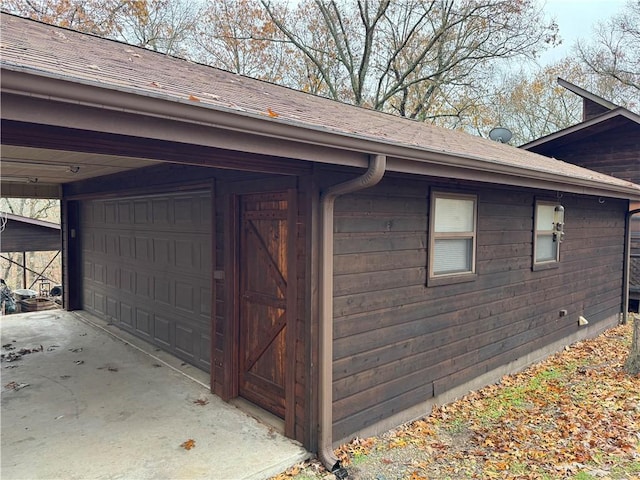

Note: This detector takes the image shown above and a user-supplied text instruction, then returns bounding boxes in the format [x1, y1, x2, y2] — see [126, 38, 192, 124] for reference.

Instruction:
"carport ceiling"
[2, 145, 163, 191]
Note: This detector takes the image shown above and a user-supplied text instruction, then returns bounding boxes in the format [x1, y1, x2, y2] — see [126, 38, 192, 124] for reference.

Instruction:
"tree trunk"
[624, 314, 640, 375]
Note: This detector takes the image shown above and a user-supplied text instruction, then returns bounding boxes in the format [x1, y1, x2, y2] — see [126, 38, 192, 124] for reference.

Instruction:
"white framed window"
[428, 191, 477, 285]
[533, 201, 561, 268]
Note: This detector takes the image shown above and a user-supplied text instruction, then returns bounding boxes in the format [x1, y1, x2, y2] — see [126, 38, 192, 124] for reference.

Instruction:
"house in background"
[522, 78, 640, 311]
[0, 212, 61, 293]
[3, 15, 640, 473]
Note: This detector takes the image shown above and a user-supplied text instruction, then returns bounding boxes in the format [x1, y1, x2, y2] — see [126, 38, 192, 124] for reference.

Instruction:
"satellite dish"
[489, 127, 513, 144]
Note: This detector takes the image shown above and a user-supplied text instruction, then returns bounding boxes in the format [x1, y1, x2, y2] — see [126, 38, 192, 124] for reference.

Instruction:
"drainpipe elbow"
[317, 154, 386, 478]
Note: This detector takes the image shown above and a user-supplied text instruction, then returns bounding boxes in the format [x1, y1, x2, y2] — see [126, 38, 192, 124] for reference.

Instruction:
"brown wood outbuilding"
[2, 14, 640, 469]
[0, 213, 61, 253]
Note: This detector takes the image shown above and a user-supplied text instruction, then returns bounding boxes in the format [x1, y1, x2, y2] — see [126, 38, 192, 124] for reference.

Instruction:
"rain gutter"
[624, 207, 640, 324]
[318, 154, 386, 476]
[3, 67, 640, 201]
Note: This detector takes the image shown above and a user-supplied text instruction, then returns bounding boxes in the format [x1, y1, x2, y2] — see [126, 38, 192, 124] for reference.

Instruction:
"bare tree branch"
[575, 1, 640, 95]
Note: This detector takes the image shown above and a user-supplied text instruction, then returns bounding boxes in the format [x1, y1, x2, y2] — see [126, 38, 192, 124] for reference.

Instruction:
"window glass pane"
[433, 238, 472, 274]
[631, 215, 640, 238]
[536, 234, 557, 262]
[434, 197, 474, 232]
[536, 204, 555, 231]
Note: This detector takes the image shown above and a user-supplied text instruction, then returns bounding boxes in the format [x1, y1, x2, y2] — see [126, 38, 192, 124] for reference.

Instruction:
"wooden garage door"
[80, 190, 212, 371]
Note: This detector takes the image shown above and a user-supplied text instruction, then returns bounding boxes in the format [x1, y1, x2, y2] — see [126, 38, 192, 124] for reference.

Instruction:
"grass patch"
[572, 472, 596, 480]
[610, 459, 640, 478]
[441, 416, 468, 435]
[509, 462, 528, 475]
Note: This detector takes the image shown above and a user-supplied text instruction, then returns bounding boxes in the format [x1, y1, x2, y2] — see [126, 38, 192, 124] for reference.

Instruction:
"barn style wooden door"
[238, 191, 296, 422]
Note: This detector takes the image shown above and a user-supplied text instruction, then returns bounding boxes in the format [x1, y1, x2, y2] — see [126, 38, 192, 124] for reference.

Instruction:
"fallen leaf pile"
[335, 436, 378, 465]
[1, 344, 44, 362]
[400, 321, 640, 479]
[272, 318, 640, 479]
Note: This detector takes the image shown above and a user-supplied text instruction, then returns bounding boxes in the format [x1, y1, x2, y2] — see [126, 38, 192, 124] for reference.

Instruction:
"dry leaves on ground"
[272, 318, 640, 480]
[180, 439, 196, 450]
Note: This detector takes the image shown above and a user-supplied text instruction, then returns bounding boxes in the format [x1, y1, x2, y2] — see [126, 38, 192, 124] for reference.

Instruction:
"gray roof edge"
[1, 212, 61, 229]
[557, 77, 620, 110]
[520, 107, 640, 150]
[3, 65, 640, 200]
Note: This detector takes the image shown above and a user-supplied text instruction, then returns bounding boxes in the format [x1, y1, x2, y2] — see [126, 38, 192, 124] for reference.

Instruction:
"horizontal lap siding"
[1, 221, 60, 253]
[332, 177, 626, 441]
[529, 124, 640, 185]
[632, 216, 640, 291]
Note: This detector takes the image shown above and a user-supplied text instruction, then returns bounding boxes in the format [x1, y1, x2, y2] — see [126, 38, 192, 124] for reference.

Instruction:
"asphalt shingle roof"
[1, 12, 639, 195]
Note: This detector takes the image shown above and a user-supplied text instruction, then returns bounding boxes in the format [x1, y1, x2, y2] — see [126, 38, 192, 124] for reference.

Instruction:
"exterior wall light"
[553, 205, 565, 243]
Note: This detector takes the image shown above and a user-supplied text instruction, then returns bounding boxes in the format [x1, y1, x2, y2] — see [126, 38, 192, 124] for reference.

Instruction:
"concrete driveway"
[1, 311, 308, 480]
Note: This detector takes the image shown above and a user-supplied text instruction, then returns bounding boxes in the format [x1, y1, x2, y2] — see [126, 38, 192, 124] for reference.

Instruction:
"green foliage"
[611, 460, 640, 477]
[624, 314, 640, 375]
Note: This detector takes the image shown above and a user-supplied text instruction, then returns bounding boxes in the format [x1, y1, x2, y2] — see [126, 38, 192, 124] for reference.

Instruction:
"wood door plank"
[246, 219, 287, 294]
[244, 310, 287, 371]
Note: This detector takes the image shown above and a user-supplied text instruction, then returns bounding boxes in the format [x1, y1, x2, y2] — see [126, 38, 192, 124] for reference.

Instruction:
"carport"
[1, 310, 308, 479]
[0, 114, 301, 478]
[2, 13, 318, 450]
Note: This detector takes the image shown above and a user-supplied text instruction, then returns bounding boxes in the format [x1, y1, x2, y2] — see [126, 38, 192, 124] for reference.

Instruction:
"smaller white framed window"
[428, 191, 477, 285]
[533, 200, 562, 268]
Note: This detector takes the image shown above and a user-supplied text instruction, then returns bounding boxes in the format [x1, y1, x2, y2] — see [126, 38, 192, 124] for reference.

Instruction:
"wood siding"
[330, 174, 626, 441]
[583, 99, 611, 121]
[213, 174, 313, 447]
[297, 175, 318, 449]
[63, 201, 82, 310]
[0, 219, 60, 253]
[218, 178, 317, 450]
[525, 118, 638, 303]
[527, 119, 640, 185]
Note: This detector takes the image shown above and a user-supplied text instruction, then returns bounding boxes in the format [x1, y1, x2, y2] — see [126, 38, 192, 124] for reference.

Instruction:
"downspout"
[623, 208, 640, 324]
[318, 154, 386, 476]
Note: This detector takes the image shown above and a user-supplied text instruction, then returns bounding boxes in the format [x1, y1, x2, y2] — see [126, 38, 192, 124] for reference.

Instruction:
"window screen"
[433, 238, 473, 274]
[430, 192, 477, 279]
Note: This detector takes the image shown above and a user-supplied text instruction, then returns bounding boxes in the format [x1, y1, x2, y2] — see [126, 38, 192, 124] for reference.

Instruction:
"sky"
[539, 0, 628, 64]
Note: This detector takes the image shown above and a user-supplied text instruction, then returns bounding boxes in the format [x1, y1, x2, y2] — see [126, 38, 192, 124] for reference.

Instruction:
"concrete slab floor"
[1, 311, 309, 480]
